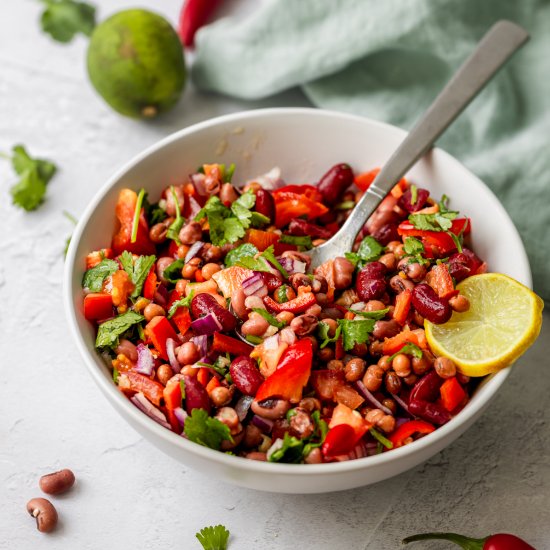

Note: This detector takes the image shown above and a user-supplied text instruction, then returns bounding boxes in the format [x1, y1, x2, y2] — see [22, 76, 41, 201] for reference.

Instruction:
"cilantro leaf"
[337, 318, 375, 351]
[279, 234, 313, 249]
[40, 0, 96, 43]
[196, 525, 230, 550]
[235, 246, 288, 278]
[409, 211, 458, 232]
[349, 307, 389, 320]
[223, 217, 246, 243]
[403, 237, 424, 256]
[162, 259, 185, 284]
[410, 184, 418, 205]
[6, 145, 57, 211]
[369, 428, 393, 449]
[143, 193, 167, 225]
[184, 409, 233, 450]
[168, 290, 194, 318]
[345, 236, 384, 268]
[233, 189, 255, 210]
[95, 310, 144, 349]
[388, 342, 423, 362]
[302, 410, 329, 457]
[82, 259, 118, 292]
[268, 432, 304, 463]
[249, 211, 270, 227]
[261, 246, 288, 278]
[119, 251, 156, 298]
[252, 308, 286, 329]
[318, 321, 342, 349]
[224, 243, 258, 267]
[438, 194, 450, 213]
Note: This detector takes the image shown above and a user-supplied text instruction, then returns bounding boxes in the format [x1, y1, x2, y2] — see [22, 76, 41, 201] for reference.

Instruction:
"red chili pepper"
[403, 532, 536, 550]
[145, 316, 178, 361]
[254, 339, 313, 403]
[274, 195, 329, 228]
[178, 0, 223, 48]
[263, 292, 317, 314]
[426, 263, 458, 300]
[83, 293, 114, 321]
[119, 372, 165, 406]
[245, 228, 280, 252]
[142, 268, 158, 300]
[389, 420, 435, 448]
[393, 288, 412, 325]
[440, 377, 467, 412]
[212, 332, 254, 357]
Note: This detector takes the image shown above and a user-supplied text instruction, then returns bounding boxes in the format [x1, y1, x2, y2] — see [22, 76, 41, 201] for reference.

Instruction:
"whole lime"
[87, 9, 186, 119]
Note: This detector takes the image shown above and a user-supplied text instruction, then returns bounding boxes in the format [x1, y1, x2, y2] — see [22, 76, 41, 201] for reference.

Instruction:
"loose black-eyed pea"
[26, 498, 58, 533]
[39, 468, 75, 495]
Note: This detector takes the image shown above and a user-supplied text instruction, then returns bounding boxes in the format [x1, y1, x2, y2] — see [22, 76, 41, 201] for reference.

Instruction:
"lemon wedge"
[425, 273, 544, 377]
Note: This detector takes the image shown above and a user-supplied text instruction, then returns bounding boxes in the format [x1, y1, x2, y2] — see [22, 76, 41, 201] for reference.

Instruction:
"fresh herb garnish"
[143, 193, 167, 225]
[112, 367, 119, 384]
[179, 379, 186, 400]
[337, 318, 376, 351]
[82, 258, 118, 292]
[167, 290, 194, 318]
[95, 310, 144, 349]
[39, 0, 96, 43]
[130, 189, 145, 244]
[236, 246, 288, 278]
[348, 307, 389, 320]
[166, 186, 184, 244]
[268, 432, 305, 463]
[409, 210, 458, 232]
[302, 410, 329, 457]
[249, 211, 271, 228]
[369, 428, 393, 449]
[345, 236, 384, 268]
[196, 524, 230, 550]
[224, 243, 259, 267]
[279, 234, 313, 249]
[448, 231, 463, 253]
[2, 145, 57, 211]
[119, 251, 156, 298]
[162, 259, 185, 284]
[318, 321, 342, 349]
[184, 409, 233, 450]
[334, 200, 355, 210]
[252, 308, 286, 329]
[261, 246, 288, 278]
[410, 184, 418, 205]
[388, 342, 423, 362]
[403, 237, 430, 267]
[245, 334, 263, 345]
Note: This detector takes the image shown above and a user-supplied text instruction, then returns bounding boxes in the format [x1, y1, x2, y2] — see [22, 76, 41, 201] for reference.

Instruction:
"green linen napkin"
[192, 0, 550, 301]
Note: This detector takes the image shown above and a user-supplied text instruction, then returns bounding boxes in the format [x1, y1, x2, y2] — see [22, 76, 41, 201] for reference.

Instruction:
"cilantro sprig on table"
[39, 0, 96, 43]
[196, 524, 230, 550]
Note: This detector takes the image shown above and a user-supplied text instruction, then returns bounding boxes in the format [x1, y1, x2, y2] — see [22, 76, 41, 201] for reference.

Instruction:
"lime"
[425, 273, 543, 377]
[87, 9, 185, 119]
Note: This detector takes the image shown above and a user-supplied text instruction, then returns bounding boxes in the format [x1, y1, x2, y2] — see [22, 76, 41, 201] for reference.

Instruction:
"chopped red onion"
[131, 393, 171, 430]
[191, 172, 207, 195]
[166, 338, 181, 373]
[355, 381, 393, 415]
[365, 442, 380, 457]
[242, 273, 268, 297]
[246, 167, 284, 190]
[187, 195, 202, 219]
[185, 241, 204, 264]
[395, 417, 410, 428]
[263, 334, 280, 351]
[277, 256, 306, 275]
[391, 392, 413, 417]
[191, 335, 208, 358]
[252, 414, 274, 433]
[279, 327, 297, 345]
[350, 302, 366, 312]
[173, 407, 188, 427]
[154, 284, 169, 306]
[135, 343, 155, 376]
[191, 313, 223, 336]
[235, 395, 254, 421]
[264, 261, 283, 279]
[266, 437, 283, 460]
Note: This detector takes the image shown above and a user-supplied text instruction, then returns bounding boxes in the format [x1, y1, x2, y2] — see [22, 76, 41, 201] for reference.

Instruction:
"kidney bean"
[144, 303, 166, 322]
[409, 399, 451, 425]
[26, 498, 58, 533]
[398, 187, 430, 213]
[317, 163, 354, 205]
[184, 374, 211, 414]
[251, 398, 290, 420]
[287, 218, 335, 239]
[230, 356, 264, 396]
[412, 283, 452, 324]
[372, 222, 400, 246]
[372, 319, 401, 340]
[39, 469, 75, 495]
[255, 188, 275, 222]
[333, 257, 355, 290]
[191, 293, 237, 331]
[410, 370, 443, 403]
[357, 277, 386, 302]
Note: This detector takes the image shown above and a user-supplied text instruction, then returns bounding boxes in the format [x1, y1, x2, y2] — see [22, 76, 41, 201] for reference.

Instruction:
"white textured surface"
[1, 1, 549, 548]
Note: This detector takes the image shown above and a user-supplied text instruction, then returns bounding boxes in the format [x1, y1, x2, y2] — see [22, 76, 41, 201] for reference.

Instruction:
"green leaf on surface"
[40, 0, 96, 43]
[196, 524, 230, 550]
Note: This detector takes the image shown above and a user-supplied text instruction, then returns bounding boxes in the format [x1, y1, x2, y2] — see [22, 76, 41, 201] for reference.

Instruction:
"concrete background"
[1, 1, 548, 548]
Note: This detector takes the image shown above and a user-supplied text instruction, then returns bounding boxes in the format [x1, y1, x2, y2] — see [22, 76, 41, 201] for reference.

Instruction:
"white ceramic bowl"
[64, 108, 531, 493]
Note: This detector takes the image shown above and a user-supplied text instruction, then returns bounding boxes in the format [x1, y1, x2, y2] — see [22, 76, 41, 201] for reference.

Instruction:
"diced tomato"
[254, 339, 313, 403]
[393, 288, 412, 325]
[389, 419, 435, 448]
[168, 240, 179, 258]
[310, 370, 345, 400]
[212, 266, 255, 298]
[334, 385, 365, 410]
[85, 248, 114, 269]
[143, 268, 158, 300]
[163, 374, 184, 410]
[274, 195, 329, 228]
[263, 292, 316, 314]
[322, 403, 371, 458]
[272, 184, 323, 203]
[426, 264, 458, 300]
[244, 229, 280, 252]
[273, 241, 298, 256]
[119, 372, 164, 406]
[197, 366, 210, 387]
[440, 377, 467, 412]
[111, 189, 155, 256]
[382, 329, 428, 356]
[212, 332, 254, 357]
[83, 293, 114, 321]
[145, 316, 178, 361]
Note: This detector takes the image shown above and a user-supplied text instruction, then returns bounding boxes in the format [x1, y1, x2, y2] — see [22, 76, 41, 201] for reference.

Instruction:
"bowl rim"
[64, 107, 529, 477]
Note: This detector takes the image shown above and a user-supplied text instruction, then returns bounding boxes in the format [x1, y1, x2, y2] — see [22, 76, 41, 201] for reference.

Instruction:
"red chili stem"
[402, 533, 487, 550]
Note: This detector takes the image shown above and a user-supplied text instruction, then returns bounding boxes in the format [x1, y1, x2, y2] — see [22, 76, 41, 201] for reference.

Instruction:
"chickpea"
[365, 300, 387, 312]
[181, 257, 202, 279]
[177, 342, 200, 366]
[385, 371, 402, 394]
[362, 365, 384, 392]
[156, 364, 173, 386]
[241, 312, 270, 337]
[333, 257, 355, 289]
[201, 262, 221, 280]
[434, 356, 457, 379]
[210, 386, 233, 408]
[178, 221, 203, 245]
[175, 279, 188, 295]
[345, 358, 366, 382]
[449, 294, 470, 312]
[378, 252, 397, 271]
[144, 303, 166, 322]
[327, 359, 345, 371]
[26, 498, 58, 533]
[378, 414, 396, 433]
[39, 469, 75, 495]
[392, 354, 411, 377]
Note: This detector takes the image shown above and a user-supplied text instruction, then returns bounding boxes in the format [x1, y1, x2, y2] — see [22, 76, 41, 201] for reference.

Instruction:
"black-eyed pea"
[156, 364, 173, 386]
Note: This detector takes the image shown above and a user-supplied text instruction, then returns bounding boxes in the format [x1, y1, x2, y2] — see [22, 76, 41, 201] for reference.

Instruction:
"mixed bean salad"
[81, 163, 487, 463]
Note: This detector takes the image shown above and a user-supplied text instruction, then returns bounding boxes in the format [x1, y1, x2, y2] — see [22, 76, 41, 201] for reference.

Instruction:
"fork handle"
[335, 20, 529, 250]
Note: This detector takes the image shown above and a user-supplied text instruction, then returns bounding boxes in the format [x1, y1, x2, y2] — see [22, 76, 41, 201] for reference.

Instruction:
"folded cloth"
[192, 0, 550, 301]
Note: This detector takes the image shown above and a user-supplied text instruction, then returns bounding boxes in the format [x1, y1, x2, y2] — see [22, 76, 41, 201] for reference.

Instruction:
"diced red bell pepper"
[393, 288, 412, 326]
[83, 293, 114, 321]
[310, 370, 345, 400]
[168, 240, 179, 258]
[334, 385, 365, 410]
[274, 195, 329, 228]
[111, 189, 155, 256]
[143, 268, 158, 300]
[85, 248, 114, 269]
[440, 377, 467, 412]
[354, 168, 408, 198]
[272, 184, 323, 203]
[205, 376, 221, 394]
[254, 339, 313, 403]
[212, 332, 254, 357]
[322, 424, 357, 459]
[163, 374, 185, 410]
[244, 229, 280, 252]
[166, 289, 192, 335]
[389, 419, 435, 448]
[263, 292, 317, 314]
[197, 366, 210, 387]
[119, 372, 165, 406]
[425, 263, 458, 300]
[145, 316, 178, 361]
[382, 329, 428, 356]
